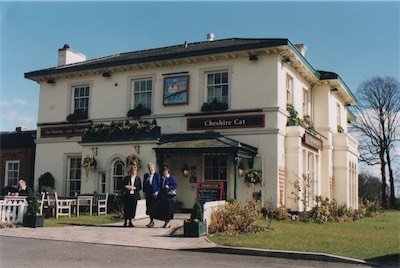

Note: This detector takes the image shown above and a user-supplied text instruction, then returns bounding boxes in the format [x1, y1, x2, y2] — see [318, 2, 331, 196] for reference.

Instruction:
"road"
[0, 236, 374, 268]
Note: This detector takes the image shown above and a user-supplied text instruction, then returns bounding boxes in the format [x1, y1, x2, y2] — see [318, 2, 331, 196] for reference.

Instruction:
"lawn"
[43, 213, 121, 227]
[208, 210, 400, 261]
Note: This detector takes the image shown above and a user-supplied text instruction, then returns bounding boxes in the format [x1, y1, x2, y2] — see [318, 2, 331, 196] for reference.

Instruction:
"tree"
[351, 76, 400, 208]
[358, 172, 381, 201]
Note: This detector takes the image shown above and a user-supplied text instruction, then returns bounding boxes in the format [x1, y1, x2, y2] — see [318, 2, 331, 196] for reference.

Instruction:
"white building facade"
[25, 37, 359, 211]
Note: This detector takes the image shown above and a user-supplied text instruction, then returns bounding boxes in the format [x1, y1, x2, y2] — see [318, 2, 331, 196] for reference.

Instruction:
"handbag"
[166, 189, 176, 197]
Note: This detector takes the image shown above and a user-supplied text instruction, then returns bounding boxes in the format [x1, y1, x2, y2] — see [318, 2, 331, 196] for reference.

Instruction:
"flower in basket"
[126, 153, 141, 171]
[82, 154, 97, 181]
[244, 170, 263, 185]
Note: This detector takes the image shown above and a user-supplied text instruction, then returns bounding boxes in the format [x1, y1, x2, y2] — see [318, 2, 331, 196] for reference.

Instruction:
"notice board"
[196, 181, 224, 206]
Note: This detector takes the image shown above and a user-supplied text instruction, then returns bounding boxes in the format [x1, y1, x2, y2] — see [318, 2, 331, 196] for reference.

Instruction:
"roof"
[25, 38, 293, 79]
[0, 131, 36, 149]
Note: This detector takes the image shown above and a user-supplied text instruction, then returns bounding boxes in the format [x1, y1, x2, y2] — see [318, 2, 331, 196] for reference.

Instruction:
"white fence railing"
[0, 200, 28, 224]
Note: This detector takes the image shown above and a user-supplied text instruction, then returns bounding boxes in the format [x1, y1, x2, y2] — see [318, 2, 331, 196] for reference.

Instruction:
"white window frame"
[68, 156, 82, 196]
[5, 160, 19, 187]
[205, 70, 229, 105]
[70, 84, 90, 118]
[204, 155, 228, 199]
[112, 160, 125, 194]
[302, 88, 310, 116]
[131, 77, 153, 110]
[286, 74, 293, 105]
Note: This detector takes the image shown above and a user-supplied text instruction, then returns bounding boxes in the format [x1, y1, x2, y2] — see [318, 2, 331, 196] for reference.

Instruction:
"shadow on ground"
[365, 254, 400, 267]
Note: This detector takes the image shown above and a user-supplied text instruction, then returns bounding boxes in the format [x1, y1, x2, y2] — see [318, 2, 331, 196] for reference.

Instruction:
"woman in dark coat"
[156, 165, 178, 228]
[142, 162, 161, 227]
[122, 166, 142, 227]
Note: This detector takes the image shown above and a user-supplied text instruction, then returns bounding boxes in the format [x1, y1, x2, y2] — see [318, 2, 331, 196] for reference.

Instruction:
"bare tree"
[351, 76, 400, 208]
[358, 171, 381, 201]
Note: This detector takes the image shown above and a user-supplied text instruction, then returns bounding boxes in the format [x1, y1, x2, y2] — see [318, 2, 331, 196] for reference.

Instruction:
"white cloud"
[0, 98, 29, 107]
[3, 110, 35, 125]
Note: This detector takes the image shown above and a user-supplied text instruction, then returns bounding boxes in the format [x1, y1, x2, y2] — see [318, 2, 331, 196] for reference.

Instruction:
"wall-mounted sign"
[187, 114, 264, 131]
[163, 75, 189, 106]
[303, 132, 323, 150]
[40, 124, 90, 138]
[196, 181, 224, 207]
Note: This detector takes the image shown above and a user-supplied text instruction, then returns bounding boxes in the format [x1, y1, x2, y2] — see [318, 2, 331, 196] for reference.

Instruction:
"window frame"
[131, 77, 153, 111]
[112, 160, 125, 194]
[204, 155, 228, 199]
[70, 84, 91, 119]
[5, 160, 19, 187]
[205, 70, 230, 106]
[286, 74, 293, 105]
[68, 156, 82, 196]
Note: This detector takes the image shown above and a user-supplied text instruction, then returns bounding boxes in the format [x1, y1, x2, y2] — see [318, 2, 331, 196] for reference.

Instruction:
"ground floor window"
[6, 161, 19, 187]
[112, 160, 125, 194]
[68, 157, 82, 196]
[204, 155, 227, 199]
[99, 172, 106, 194]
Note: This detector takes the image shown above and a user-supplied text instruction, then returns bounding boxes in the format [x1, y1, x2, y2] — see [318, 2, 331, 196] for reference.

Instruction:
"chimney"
[58, 44, 86, 66]
[295, 44, 308, 56]
[207, 33, 215, 41]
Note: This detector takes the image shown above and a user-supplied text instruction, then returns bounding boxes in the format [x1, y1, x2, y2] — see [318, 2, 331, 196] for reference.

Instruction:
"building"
[25, 35, 359, 211]
[0, 128, 36, 194]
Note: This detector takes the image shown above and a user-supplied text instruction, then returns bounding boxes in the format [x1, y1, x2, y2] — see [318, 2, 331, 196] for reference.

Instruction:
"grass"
[208, 210, 400, 261]
[43, 213, 122, 227]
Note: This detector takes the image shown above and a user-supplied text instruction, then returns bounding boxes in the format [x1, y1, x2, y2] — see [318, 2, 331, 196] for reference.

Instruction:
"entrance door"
[204, 155, 227, 199]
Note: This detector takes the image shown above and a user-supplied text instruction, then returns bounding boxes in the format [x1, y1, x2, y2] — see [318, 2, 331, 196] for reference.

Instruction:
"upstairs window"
[6, 161, 19, 187]
[72, 85, 90, 119]
[132, 78, 152, 110]
[206, 71, 229, 105]
[286, 75, 293, 105]
[302, 88, 310, 115]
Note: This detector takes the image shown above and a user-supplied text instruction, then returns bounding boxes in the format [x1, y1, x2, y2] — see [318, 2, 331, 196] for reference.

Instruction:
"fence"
[0, 199, 28, 224]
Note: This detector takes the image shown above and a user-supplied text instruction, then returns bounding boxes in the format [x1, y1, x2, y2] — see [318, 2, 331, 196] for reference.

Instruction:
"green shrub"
[190, 202, 203, 222]
[208, 199, 265, 235]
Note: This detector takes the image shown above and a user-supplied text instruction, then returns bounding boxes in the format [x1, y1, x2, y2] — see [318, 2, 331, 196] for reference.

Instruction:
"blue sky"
[0, 0, 399, 134]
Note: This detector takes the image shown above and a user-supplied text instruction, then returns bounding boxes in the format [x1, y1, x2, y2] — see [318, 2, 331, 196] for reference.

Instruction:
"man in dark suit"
[122, 166, 142, 227]
[143, 162, 161, 227]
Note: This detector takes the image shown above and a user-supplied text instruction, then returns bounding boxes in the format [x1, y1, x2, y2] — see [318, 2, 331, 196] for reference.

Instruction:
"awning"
[154, 133, 258, 200]
[154, 133, 258, 159]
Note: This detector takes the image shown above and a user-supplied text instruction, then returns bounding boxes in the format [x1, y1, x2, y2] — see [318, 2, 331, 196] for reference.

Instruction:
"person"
[122, 166, 142, 227]
[13, 179, 33, 198]
[156, 165, 178, 228]
[142, 162, 161, 227]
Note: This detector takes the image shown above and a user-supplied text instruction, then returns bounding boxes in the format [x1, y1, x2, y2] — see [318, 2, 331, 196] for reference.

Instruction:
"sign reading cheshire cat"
[187, 114, 265, 131]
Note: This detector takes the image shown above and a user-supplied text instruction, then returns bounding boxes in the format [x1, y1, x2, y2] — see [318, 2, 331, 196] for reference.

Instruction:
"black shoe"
[123, 222, 128, 227]
[146, 222, 154, 228]
[129, 222, 134, 227]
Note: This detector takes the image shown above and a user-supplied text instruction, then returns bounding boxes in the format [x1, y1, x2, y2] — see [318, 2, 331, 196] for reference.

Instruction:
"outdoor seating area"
[0, 192, 110, 224]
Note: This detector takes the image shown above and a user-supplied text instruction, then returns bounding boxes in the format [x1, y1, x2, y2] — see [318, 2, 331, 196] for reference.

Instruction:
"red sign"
[196, 181, 224, 206]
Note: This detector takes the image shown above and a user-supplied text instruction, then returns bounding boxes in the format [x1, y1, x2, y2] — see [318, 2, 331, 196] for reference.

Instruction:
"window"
[132, 78, 152, 110]
[336, 103, 341, 127]
[204, 155, 227, 199]
[112, 160, 125, 194]
[6, 161, 19, 187]
[99, 173, 106, 194]
[72, 85, 90, 118]
[68, 157, 82, 196]
[302, 88, 309, 115]
[286, 75, 293, 105]
[206, 71, 229, 104]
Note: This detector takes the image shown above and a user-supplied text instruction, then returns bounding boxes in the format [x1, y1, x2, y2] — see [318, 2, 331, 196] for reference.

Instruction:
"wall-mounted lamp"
[238, 166, 245, 177]
[133, 145, 140, 154]
[331, 88, 338, 92]
[282, 57, 291, 65]
[47, 79, 56, 84]
[182, 163, 190, 177]
[249, 54, 258, 61]
[90, 147, 98, 156]
[102, 72, 112, 77]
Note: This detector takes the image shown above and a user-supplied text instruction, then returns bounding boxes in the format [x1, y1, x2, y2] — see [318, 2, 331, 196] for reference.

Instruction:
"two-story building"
[25, 35, 359, 211]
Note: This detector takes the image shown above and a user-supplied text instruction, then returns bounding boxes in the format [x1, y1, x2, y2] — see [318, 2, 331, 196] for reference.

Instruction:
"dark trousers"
[123, 194, 138, 220]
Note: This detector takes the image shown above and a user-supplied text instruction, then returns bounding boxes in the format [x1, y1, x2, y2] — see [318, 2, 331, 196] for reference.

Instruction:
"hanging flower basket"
[244, 170, 262, 185]
[126, 153, 141, 171]
[82, 154, 97, 181]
